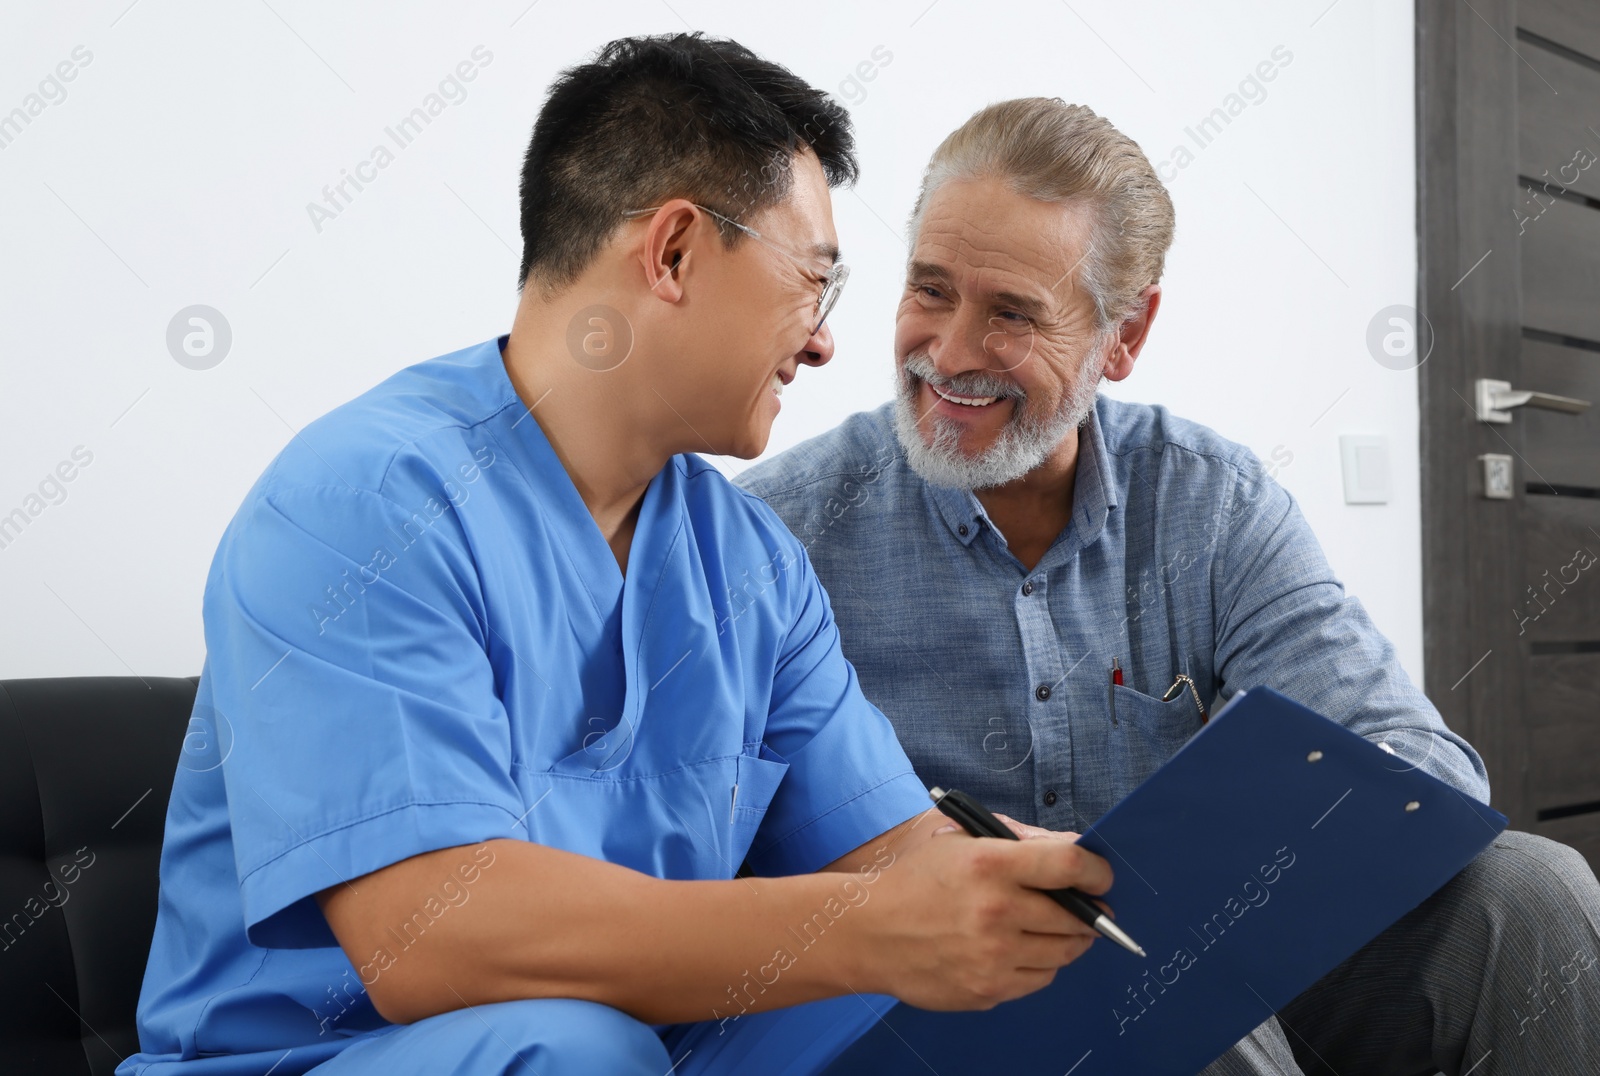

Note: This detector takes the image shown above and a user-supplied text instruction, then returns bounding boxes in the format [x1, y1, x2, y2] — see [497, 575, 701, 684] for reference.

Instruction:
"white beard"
[892, 346, 1105, 491]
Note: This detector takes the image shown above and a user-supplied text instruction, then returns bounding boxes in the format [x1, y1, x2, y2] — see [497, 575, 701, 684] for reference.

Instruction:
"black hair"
[517, 33, 858, 292]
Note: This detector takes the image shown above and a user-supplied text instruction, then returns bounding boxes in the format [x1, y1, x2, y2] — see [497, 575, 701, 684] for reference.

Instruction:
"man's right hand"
[848, 825, 1114, 1010]
[316, 823, 1115, 1028]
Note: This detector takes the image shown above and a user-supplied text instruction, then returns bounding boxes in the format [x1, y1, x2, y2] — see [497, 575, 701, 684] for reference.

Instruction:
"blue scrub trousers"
[305, 992, 900, 1075]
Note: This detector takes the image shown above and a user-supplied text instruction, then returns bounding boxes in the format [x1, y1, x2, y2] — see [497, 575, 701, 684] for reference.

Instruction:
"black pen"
[929, 786, 1146, 958]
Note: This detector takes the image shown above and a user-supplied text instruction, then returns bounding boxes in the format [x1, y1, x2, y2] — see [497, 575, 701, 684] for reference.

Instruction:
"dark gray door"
[1419, 0, 1600, 873]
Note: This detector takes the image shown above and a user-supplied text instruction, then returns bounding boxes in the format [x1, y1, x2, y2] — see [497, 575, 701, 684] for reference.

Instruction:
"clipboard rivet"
[1405, 800, 1421, 812]
[1306, 750, 1323, 762]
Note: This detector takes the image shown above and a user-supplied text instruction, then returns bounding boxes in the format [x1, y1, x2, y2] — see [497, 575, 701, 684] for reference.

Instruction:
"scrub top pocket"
[517, 736, 790, 883]
[731, 742, 790, 867]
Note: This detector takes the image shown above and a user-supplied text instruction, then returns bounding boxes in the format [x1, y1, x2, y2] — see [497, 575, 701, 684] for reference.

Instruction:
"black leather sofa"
[0, 676, 197, 1076]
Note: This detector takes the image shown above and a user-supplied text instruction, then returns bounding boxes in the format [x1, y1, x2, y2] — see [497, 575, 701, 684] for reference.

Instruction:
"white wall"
[0, 0, 1426, 686]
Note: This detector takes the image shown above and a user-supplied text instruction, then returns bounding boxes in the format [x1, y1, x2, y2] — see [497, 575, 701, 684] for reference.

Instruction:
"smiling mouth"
[770, 372, 785, 397]
[928, 382, 1004, 408]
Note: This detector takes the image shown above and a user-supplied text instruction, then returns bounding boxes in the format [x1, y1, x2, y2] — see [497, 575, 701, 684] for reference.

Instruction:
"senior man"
[737, 98, 1600, 1075]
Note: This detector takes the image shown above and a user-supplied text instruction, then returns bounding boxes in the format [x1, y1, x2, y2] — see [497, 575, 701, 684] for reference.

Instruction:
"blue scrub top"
[119, 335, 928, 1075]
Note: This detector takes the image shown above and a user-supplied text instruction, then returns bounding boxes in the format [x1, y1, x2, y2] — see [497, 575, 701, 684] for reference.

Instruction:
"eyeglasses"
[622, 203, 849, 335]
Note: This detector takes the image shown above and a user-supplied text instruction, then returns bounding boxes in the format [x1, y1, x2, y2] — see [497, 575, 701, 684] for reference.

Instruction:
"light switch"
[1340, 435, 1390, 504]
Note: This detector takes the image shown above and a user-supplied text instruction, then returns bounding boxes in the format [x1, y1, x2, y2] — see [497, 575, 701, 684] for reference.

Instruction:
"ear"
[635, 200, 699, 304]
[1103, 284, 1161, 382]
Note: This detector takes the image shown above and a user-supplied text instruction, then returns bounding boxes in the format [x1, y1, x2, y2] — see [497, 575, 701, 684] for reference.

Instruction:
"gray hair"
[906, 97, 1175, 332]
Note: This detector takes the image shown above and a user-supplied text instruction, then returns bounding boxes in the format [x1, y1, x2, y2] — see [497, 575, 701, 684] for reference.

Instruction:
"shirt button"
[1043, 790, 1058, 806]
[1021, 581, 1035, 596]
[958, 524, 969, 537]
[1035, 683, 1052, 702]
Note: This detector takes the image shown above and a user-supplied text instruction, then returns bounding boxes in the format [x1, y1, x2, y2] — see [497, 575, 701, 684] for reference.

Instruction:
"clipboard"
[819, 686, 1509, 1076]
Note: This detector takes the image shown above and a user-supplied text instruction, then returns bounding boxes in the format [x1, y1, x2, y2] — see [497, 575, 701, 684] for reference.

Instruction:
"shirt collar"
[922, 399, 1119, 552]
[926, 480, 985, 546]
[1073, 399, 1118, 541]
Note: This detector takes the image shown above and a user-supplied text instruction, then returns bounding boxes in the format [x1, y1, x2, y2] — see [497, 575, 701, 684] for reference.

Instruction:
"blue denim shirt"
[735, 399, 1491, 831]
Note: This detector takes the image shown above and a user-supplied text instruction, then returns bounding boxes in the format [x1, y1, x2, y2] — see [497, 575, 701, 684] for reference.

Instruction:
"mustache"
[901, 352, 1025, 401]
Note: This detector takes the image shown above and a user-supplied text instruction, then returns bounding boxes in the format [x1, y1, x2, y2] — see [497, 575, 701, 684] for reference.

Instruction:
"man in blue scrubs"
[119, 38, 1117, 1076]
[736, 97, 1600, 1074]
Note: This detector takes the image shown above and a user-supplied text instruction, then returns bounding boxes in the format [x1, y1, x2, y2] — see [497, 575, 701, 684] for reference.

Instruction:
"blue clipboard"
[819, 686, 1508, 1076]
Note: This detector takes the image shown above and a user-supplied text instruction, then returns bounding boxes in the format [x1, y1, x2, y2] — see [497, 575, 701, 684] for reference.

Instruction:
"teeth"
[932, 384, 999, 407]
[771, 373, 784, 397]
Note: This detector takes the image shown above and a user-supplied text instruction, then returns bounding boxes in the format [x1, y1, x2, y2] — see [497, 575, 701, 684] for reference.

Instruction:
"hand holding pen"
[930, 787, 1147, 958]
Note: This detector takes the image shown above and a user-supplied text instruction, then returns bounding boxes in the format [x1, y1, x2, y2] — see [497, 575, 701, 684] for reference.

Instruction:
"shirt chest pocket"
[1110, 683, 1204, 790]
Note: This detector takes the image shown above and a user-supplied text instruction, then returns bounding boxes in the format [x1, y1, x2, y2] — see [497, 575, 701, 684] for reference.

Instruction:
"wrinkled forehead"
[912, 178, 1095, 300]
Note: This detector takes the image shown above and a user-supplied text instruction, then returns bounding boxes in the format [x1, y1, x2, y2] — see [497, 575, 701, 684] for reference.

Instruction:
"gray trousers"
[1198, 830, 1600, 1076]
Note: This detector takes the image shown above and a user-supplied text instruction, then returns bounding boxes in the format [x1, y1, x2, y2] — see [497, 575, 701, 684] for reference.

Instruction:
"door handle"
[1474, 378, 1593, 423]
